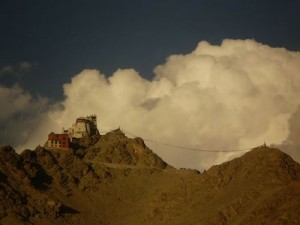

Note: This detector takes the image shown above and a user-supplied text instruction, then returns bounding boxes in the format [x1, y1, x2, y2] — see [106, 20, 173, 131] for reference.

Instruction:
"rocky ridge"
[0, 129, 299, 225]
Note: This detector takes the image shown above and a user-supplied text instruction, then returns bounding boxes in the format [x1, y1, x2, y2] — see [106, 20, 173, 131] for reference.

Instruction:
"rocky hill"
[0, 129, 299, 225]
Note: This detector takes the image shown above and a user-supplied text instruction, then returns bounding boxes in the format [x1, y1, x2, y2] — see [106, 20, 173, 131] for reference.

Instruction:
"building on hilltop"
[66, 114, 98, 140]
[46, 114, 98, 150]
[46, 132, 69, 149]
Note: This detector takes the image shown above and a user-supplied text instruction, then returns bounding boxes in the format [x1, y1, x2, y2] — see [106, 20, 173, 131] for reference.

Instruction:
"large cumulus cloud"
[3, 39, 300, 170]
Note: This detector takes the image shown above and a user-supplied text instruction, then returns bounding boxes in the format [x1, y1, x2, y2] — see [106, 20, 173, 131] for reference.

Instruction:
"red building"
[47, 132, 69, 149]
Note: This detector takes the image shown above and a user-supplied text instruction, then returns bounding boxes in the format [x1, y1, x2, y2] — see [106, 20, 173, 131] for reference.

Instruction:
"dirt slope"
[0, 130, 299, 225]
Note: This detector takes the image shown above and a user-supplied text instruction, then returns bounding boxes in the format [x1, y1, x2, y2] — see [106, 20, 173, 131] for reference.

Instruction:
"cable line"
[120, 129, 254, 153]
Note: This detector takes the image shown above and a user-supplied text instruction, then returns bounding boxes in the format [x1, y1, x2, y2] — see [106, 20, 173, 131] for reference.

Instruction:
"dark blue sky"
[0, 0, 299, 100]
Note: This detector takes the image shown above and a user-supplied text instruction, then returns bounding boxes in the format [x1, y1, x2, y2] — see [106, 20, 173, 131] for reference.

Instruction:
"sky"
[0, 0, 300, 170]
[1, 0, 299, 99]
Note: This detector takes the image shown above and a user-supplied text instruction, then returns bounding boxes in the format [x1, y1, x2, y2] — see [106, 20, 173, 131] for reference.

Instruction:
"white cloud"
[276, 105, 300, 162]
[2, 39, 300, 170]
[0, 84, 48, 147]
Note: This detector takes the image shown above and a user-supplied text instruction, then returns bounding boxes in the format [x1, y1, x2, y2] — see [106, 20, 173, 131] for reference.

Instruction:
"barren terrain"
[0, 129, 299, 225]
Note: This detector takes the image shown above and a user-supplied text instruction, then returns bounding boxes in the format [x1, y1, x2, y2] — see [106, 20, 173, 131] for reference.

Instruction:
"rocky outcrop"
[84, 129, 168, 169]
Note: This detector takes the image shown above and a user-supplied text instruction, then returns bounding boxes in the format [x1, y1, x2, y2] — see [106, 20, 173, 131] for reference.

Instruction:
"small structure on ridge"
[63, 114, 98, 140]
[45, 114, 98, 150]
[46, 132, 69, 149]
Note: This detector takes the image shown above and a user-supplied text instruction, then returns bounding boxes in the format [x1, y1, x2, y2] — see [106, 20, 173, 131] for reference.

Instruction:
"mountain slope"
[0, 130, 299, 225]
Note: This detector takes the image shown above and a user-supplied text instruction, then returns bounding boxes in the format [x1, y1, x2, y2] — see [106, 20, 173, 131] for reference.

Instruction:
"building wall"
[69, 121, 88, 138]
[68, 115, 98, 139]
[47, 132, 69, 149]
[46, 115, 97, 150]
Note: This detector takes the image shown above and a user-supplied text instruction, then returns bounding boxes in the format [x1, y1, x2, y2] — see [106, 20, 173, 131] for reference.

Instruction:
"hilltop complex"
[46, 114, 98, 149]
[63, 115, 97, 140]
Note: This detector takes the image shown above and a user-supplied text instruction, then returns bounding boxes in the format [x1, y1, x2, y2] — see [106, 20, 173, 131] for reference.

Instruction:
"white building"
[63, 115, 98, 140]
